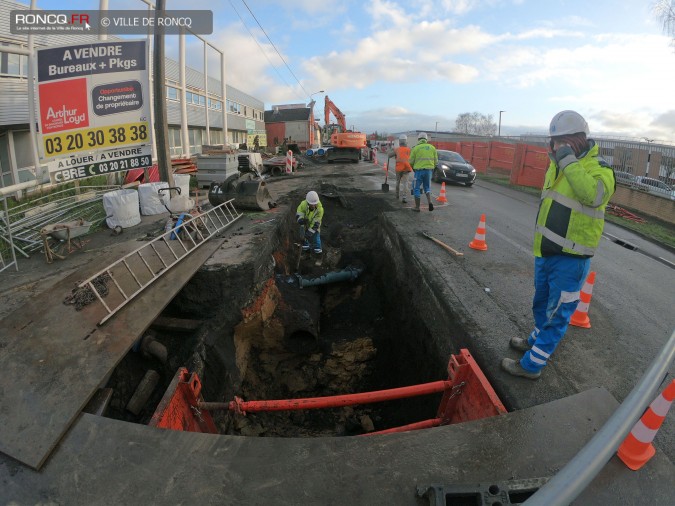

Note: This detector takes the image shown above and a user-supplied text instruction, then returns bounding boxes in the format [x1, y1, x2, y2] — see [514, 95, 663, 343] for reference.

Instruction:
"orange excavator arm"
[324, 95, 347, 131]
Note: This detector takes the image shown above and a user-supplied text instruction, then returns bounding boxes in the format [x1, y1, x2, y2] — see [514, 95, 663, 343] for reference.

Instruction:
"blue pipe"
[297, 266, 364, 288]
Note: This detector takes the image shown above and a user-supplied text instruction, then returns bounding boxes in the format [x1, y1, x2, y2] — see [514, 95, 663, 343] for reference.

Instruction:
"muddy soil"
[218, 183, 443, 437]
[103, 179, 444, 437]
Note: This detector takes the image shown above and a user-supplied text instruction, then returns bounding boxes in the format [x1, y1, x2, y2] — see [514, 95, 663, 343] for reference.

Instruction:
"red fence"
[430, 140, 548, 188]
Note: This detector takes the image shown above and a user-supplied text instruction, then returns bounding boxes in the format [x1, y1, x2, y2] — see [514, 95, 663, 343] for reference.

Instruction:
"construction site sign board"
[36, 40, 151, 162]
[247, 131, 267, 148]
[47, 145, 152, 184]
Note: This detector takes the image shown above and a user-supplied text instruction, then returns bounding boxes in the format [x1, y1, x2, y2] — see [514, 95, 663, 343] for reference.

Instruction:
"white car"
[634, 177, 674, 200]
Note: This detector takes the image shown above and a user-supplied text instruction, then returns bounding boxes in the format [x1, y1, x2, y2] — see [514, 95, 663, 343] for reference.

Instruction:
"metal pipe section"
[198, 380, 453, 413]
[298, 266, 364, 288]
[362, 418, 443, 436]
[526, 329, 675, 506]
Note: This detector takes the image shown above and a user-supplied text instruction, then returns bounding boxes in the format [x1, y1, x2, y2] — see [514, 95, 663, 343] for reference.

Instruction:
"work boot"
[510, 336, 532, 352]
[412, 197, 421, 212]
[426, 193, 434, 212]
[501, 358, 541, 380]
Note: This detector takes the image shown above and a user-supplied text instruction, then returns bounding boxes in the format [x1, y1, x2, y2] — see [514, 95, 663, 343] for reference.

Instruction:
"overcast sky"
[33, 0, 675, 141]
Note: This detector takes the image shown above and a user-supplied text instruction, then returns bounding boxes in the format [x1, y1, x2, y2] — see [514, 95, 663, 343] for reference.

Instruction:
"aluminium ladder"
[79, 200, 242, 325]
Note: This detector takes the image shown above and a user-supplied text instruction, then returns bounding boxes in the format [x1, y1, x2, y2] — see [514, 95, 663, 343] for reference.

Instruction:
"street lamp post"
[308, 90, 324, 147]
[498, 110, 505, 137]
[435, 121, 439, 132]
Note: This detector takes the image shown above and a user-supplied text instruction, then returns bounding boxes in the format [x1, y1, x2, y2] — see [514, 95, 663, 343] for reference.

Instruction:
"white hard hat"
[398, 134, 407, 141]
[549, 110, 589, 137]
[306, 191, 319, 205]
[418, 132, 428, 140]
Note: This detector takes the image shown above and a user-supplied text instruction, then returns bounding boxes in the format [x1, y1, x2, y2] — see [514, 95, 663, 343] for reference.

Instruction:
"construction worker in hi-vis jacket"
[296, 190, 324, 254]
[502, 110, 616, 380]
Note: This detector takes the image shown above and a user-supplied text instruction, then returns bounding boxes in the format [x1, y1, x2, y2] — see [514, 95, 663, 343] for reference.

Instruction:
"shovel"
[382, 158, 390, 192]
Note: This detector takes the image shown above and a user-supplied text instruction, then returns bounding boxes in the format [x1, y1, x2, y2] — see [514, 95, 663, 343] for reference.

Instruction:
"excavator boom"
[322, 96, 366, 163]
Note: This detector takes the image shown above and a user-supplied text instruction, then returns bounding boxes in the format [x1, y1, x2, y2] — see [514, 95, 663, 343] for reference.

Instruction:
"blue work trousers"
[299, 225, 322, 253]
[413, 169, 432, 198]
[520, 255, 591, 372]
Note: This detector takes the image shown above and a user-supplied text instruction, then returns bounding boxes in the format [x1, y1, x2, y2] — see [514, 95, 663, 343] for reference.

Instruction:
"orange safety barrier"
[436, 182, 448, 203]
[469, 214, 488, 251]
[198, 349, 506, 434]
[617, 379, 675, 470]
[570, 271, 596, 328]
[149, 367, 217, 434]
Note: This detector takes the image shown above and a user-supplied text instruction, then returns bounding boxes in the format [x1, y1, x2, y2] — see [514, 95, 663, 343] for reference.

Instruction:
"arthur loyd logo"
[38, 78, 90, 134]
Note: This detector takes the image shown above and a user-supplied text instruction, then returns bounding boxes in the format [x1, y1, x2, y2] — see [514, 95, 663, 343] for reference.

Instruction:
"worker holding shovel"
[388, 134, 413, 203]
[296, 190, 324, 255]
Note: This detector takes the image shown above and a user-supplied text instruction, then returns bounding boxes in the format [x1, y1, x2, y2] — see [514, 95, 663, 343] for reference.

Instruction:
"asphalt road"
[418, 173, 675, 464]
[367, 151, 674, 463]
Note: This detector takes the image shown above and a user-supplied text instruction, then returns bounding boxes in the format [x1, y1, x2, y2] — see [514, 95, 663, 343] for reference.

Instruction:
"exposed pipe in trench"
[198, 380, 453, 414]
[297, 265, 364, 288]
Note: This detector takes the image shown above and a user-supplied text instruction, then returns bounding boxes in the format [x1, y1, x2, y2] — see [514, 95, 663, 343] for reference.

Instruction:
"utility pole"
[498, 111, 505, 137]
[153, 0, 174, 187]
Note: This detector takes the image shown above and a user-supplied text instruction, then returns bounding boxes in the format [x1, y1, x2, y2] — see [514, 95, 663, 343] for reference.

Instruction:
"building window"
[167, 86, 178, 101]
[0, 44, 27, 77]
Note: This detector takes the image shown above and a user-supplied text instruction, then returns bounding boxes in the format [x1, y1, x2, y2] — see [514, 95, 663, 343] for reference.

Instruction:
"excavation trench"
[102, 186, 454, 436]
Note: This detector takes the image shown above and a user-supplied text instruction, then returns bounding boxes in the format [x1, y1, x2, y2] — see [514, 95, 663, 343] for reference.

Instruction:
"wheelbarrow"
[40, 219, 92, 263]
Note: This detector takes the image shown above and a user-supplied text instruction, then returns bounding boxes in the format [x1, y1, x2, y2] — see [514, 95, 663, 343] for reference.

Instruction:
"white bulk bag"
[103, 189, 141, 229]
[173, 174, 191, 199]
[138, 182, 170, 215]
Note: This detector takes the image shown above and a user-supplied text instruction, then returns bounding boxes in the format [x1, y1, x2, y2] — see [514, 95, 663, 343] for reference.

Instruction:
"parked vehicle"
[614, 170, 637, 186]
[634, 176, 674, 200]
[432, 150, 477, 186]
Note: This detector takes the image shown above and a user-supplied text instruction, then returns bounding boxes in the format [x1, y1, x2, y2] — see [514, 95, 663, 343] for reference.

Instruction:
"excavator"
[322, 95, 367, 163]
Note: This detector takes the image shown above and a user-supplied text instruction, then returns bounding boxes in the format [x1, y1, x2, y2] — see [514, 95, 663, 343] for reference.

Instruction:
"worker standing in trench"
[297, 190, 324, 256]
[408, 132, 438, 212]
[388, 134, 413, 204]
[501, 110, 616, 380]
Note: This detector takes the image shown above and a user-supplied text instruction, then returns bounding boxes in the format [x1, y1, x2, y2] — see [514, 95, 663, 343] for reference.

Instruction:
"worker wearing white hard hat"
[502, 110, 616, 380]
[408, 132, 438, 212]
[296, 190, 324, 254]
[387, 135, 413, 204]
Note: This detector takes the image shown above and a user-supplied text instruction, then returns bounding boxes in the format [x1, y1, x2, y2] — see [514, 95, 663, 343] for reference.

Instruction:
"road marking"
[486, 225, 533, 257]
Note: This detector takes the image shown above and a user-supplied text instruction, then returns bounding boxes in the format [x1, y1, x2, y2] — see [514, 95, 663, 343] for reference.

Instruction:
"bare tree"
[655, 0, 675, 45]
[454, 112, 497, 136]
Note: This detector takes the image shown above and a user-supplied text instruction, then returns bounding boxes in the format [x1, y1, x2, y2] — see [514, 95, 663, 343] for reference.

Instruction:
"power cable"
[226, 0, 295, 92]
[240, 0, 311, 98]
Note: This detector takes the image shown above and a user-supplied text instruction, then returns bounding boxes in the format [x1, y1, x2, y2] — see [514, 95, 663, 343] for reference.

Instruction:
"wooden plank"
[0, 235, 227, 470]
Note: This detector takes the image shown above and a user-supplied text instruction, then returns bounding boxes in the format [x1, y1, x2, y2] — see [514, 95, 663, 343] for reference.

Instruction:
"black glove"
[297, 217, 306, 225]
[554, 145, 576, 168]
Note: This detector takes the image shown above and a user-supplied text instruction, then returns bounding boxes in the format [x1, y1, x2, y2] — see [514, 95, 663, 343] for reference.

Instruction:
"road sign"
[47, 144, 152, 184]
[36, 40, 151, 161]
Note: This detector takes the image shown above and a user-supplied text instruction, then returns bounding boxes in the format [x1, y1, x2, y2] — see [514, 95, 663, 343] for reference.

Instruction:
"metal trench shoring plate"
[416, 477, 550, 506]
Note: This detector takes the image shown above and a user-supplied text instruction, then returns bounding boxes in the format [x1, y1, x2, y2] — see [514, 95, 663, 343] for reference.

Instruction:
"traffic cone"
[436, 182, 448, 203]
[469, 214, 488, 251]
[570, 271, 595, 328]
[617, 379, 675, 470]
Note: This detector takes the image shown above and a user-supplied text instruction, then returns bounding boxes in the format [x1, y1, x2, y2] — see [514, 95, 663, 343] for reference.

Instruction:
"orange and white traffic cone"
[469, 214, 488, 251]
[570, 271, 595, 328]
[436, 182, 448, 203]
[617, 379, 675, 470]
